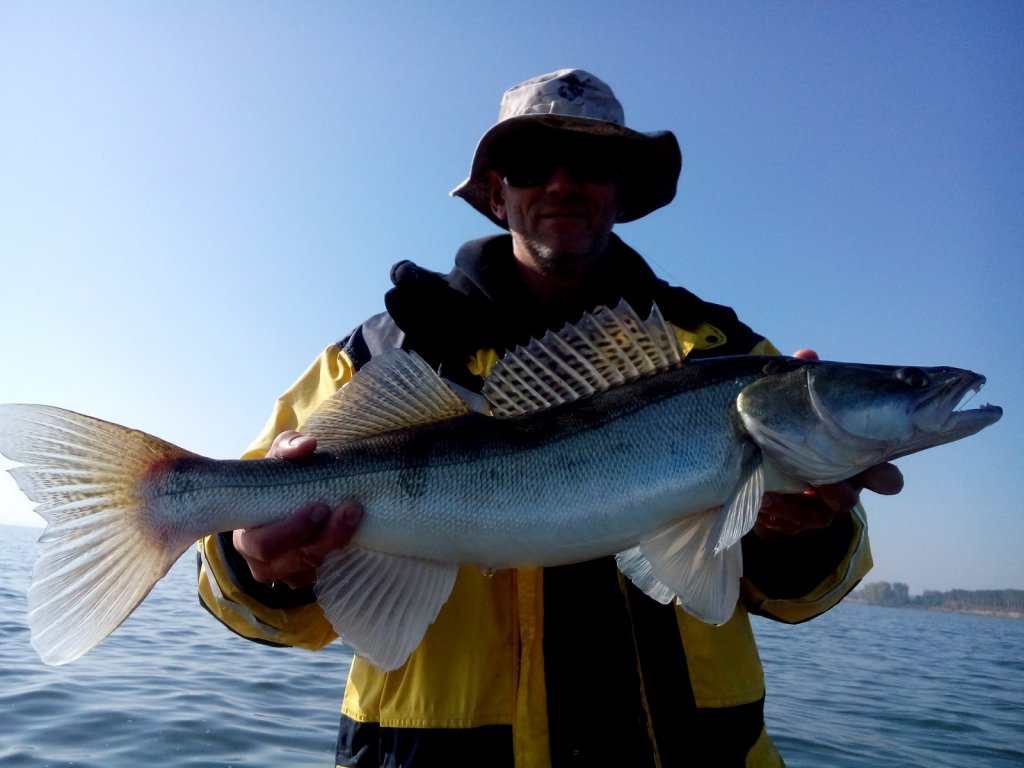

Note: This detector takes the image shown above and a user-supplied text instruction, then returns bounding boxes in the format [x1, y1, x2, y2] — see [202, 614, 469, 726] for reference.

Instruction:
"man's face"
[487, 133, 620, 284]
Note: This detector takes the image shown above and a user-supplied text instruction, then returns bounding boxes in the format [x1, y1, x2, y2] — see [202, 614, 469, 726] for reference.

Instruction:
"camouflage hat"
[451, 69, 682, 228]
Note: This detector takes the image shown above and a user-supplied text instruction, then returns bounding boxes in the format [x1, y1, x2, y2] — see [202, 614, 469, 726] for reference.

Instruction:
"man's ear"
[487, 171, 507, 222]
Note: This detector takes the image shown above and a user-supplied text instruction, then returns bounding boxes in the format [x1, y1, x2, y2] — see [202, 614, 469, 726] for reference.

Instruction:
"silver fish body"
[0, 303, 1002, 670]
[158, 358, 764, 567]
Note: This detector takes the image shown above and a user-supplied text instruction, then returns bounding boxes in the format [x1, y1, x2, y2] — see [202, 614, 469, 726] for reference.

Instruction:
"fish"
[0, 303, 1002, 670]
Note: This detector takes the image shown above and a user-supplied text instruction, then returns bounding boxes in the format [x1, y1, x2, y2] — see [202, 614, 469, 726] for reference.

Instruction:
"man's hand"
[754, 349, 905, 539]
[232, 430, 363, 588]
[755, 462, 904, 538]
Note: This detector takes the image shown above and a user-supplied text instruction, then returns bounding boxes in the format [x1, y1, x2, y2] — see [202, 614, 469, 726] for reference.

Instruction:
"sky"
[0, 1, 1021, 594]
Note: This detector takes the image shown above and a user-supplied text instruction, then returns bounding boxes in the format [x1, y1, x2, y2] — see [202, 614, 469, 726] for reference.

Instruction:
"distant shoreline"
[846, 598, 1023, 620]
[848, 582, 1024, 620]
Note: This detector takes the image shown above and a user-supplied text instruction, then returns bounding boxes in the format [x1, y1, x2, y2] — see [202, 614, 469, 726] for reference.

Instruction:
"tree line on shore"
[851, 581, 1024, 614]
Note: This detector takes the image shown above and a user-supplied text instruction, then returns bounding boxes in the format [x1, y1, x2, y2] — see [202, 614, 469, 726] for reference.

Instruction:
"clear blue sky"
[1, 2, 1021, 592]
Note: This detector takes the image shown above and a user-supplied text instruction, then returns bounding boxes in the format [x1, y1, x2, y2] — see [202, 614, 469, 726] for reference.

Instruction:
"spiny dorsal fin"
[482, 302, 684, 417]
[301, 350, 471, 449]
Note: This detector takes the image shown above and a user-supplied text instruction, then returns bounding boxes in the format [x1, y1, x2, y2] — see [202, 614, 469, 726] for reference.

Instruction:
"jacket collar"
[451, 233, 670, 328]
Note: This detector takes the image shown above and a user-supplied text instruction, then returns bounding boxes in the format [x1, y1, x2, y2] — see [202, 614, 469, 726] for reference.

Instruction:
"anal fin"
[315, 547, 458, 671]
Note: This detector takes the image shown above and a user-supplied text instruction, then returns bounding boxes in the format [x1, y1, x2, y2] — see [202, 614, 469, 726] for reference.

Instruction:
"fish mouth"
[799, 363, 1003, 474]
[740, 359, 1001, 486]
[913, 371, 1002, 436]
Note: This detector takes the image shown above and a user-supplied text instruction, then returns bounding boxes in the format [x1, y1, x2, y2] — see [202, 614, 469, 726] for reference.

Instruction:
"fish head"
[736, 358, 1002, 485]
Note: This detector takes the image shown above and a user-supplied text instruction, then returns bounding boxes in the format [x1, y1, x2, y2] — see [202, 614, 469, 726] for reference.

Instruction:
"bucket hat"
[451, 69, 682, 228]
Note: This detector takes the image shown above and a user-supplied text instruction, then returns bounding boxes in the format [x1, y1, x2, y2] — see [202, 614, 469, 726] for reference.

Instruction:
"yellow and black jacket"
[198, 234, 872, 767]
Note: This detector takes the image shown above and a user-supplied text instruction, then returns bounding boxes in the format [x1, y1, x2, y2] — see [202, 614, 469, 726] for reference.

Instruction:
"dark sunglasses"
[501, 144, 621, 188]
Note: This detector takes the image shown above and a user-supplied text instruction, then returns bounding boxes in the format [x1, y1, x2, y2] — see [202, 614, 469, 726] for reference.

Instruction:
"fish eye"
[896, 367, 930, 388]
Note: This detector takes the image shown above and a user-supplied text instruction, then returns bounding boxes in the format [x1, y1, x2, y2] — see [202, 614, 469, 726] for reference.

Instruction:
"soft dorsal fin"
[301, 349, 472, 449]
[482, 301, 684, 417]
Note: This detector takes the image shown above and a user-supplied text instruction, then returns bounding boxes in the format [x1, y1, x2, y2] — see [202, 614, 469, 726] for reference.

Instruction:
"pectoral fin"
[616, 507, 742, 625]
[706, 443, 764, 558]
[315, 547, 458, 671]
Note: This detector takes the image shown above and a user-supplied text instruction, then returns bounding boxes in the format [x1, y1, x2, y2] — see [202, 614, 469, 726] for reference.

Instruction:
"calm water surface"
[1, 524, 1021, 766]
[756, 595, 1023, 766]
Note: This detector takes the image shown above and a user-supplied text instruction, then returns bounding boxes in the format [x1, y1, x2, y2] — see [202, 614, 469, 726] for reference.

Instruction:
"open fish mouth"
[913, 370, 1002, 435]
[749, 359, 1004, 485]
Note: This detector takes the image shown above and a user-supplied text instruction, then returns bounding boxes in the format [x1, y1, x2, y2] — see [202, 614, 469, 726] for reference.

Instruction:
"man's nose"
[545, 164, 581, 190]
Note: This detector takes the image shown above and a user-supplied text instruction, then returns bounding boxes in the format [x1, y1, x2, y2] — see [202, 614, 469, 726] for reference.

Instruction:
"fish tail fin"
[0, 404, 198, 665]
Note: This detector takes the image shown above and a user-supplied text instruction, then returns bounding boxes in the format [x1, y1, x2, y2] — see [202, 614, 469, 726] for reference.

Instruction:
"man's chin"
[526, 237, 607, 274]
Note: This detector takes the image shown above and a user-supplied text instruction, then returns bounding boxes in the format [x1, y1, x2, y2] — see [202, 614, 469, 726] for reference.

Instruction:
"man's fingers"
[758, 491, 834, 535]
[290, 502, 363, 571]
[268, 430, 318, 459]
[793, 463, 903, 521]
[267, 502, 363, 586]
[858, 462, 904, 496]
[813, 483, 860, 514]
[234, 502, 331, 565]
[234, 501, 364, 586]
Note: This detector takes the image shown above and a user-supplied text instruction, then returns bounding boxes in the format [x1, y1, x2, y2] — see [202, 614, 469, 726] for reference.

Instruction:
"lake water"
[1, 523, 1021, 767]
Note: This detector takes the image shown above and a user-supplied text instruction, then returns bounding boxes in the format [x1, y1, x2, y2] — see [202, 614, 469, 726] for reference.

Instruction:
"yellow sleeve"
[241, 344, 356, 459]
[749, 338, 782, 356]
[197, 344, 355, 649]
[742, 506, 872, 623]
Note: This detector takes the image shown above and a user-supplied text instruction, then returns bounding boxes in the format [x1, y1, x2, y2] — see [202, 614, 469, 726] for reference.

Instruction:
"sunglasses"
[500, 143, 621, 188]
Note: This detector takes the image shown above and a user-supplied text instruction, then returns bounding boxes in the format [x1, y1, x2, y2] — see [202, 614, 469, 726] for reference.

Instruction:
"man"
[198, 69, 902, 767]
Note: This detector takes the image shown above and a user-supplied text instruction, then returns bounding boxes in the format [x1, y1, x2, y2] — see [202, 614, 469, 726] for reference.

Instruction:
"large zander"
[0, 303, 1001, 670]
